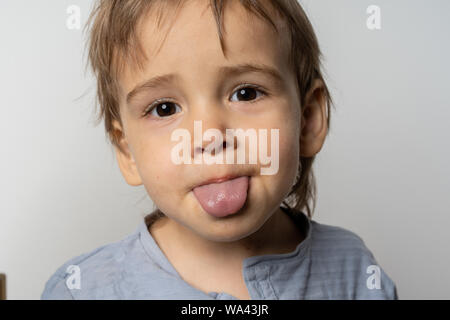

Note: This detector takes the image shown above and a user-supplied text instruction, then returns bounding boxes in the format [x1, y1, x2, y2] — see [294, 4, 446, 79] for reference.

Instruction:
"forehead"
[117, 0, 291, 100]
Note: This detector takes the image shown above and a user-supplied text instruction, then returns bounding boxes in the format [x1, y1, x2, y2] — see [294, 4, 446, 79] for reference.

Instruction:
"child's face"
[112, 1, 317, 241]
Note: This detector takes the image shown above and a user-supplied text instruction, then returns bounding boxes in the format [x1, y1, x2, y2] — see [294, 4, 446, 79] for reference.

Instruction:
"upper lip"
[191, 174, 248, 189]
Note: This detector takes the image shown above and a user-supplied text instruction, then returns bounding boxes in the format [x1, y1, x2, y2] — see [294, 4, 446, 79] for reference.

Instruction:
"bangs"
[85, 0, 284, 83]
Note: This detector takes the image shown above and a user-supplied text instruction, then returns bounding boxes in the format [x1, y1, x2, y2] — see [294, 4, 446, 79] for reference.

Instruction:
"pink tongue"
[193, 176, 249, 218]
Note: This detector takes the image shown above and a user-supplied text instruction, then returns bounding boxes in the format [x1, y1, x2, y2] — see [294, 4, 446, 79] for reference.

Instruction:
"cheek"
[273, 106, 300, 179]
[247, 107, 299, 203]
[136, 139, 181, 196]
[267, 104, 300, 160]
[265, 122, 299, 201]
[278, 124, 300, 179]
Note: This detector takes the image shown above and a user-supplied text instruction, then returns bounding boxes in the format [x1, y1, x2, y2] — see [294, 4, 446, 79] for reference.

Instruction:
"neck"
[149, 207, 304, 267]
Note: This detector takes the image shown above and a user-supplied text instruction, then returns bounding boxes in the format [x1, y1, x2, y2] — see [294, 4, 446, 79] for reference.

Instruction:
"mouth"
[191, 175, 250, 218]
[191, 174, 245, 189]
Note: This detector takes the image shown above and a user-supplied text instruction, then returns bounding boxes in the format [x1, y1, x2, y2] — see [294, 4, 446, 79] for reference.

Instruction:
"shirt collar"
[137, 206, 312, 275]
[242, 206, 312, 268]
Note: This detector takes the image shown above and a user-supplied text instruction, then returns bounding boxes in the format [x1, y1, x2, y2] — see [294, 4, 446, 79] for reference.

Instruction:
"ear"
[300, 79, 328, 157]
[111, 119, 143, 186]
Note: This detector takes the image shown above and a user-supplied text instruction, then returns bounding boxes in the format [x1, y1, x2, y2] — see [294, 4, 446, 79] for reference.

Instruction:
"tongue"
[193, 176, 249, 218]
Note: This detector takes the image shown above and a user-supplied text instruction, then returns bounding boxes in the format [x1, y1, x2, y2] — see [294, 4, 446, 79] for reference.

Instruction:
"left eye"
[230, 86, 265, 103]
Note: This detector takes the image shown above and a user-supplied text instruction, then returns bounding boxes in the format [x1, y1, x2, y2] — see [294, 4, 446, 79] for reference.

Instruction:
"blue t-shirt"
[41, 207, 398, 299]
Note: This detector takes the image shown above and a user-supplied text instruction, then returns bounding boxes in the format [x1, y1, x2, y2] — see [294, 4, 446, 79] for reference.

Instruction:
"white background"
[0, 0, 449, 299]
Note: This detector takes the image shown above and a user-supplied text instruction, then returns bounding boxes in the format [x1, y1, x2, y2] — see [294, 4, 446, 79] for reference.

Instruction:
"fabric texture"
[41, 206, 399, 300]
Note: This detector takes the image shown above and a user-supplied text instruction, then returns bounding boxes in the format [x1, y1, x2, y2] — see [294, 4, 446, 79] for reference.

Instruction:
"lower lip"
[192, 176, 250, 218]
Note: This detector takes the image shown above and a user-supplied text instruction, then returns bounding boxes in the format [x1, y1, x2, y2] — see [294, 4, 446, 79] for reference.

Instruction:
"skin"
[111, 0, 328, 298]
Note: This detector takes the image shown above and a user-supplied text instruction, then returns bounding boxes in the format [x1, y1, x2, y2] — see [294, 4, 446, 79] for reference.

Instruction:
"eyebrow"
[126, 63, 283, 104]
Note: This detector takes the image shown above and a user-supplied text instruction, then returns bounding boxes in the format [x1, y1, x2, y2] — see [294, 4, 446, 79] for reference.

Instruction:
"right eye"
[143, 100, 182, 119]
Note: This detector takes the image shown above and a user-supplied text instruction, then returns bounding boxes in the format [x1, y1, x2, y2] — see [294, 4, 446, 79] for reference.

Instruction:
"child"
[41, 0, 398, 299]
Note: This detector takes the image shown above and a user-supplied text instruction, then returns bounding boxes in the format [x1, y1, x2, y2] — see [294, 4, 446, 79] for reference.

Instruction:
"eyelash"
[142, 84, 268, 118]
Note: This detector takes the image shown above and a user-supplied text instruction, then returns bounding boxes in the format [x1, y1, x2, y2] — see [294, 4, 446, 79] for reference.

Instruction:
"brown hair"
[84, 0, 334, 220]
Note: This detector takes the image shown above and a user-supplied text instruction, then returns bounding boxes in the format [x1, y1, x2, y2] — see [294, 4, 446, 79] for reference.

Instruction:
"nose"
[192, 122, 239, 160]
[188, 105, 239, 161]
[194, 136, 233, 156]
